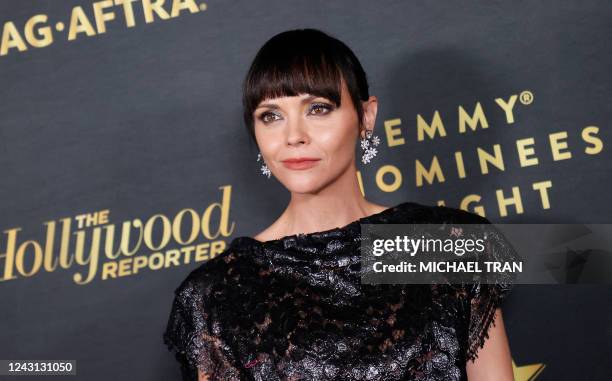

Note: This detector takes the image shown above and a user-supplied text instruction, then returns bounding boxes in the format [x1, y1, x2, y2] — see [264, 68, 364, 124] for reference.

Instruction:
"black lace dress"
[163, 201, 518, 381]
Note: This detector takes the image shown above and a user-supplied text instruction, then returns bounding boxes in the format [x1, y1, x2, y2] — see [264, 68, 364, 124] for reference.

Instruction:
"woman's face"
[253, 79, 374, 194]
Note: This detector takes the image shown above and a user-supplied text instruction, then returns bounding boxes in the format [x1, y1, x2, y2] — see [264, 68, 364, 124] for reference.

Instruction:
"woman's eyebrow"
[256, 95, 320, 110]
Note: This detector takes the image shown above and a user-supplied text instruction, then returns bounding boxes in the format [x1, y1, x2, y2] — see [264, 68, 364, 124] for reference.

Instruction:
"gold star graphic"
[512, 359, 546, 381]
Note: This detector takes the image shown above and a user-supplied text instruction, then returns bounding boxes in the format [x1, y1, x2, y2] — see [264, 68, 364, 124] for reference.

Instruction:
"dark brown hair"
[242, 28, 370, 144]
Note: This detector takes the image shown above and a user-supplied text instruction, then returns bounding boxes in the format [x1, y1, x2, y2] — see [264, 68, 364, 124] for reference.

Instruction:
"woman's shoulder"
[163, 242, 247, 378]
[172, 243, 244, 297]
[398, 201, 516, 264]
[394, 201, 491, 224]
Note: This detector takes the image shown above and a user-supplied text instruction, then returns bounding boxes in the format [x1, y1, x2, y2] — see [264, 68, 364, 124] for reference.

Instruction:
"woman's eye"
[259, 112, 280, 123]
[310, 103, 333, 115]
[258, 103, 333, 124]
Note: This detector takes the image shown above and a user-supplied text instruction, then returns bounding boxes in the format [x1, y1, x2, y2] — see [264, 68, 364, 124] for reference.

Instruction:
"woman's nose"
[285, 115, 309, 145]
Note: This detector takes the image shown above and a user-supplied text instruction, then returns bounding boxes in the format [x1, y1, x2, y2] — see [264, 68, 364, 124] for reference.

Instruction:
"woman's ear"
[361, 96, 379, 138]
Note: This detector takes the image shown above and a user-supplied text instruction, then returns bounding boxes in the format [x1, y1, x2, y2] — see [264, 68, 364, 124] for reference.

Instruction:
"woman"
[164, 28, 517, 381]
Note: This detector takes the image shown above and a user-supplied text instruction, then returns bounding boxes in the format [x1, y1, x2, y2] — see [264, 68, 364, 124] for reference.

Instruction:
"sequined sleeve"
[465, 220, 520, 362]
[162, 257, 243, 381]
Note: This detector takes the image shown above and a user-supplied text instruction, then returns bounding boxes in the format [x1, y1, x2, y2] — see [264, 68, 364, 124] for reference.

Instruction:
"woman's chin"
[281, 177, 325, 194]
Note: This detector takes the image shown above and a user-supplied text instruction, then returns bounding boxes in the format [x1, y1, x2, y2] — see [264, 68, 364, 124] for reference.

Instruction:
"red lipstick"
[281, 157, 321, 170]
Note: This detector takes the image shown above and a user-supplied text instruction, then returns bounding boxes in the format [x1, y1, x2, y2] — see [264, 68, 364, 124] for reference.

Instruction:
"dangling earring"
[257, 152, 271, 178]
[360, 129, 380, 164]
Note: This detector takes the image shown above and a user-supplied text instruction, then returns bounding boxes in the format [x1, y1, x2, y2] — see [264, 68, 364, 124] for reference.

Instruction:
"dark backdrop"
[1, 1, 610, 380]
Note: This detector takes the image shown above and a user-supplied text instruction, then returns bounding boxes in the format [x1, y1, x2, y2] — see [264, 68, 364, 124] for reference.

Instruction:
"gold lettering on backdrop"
[454, 151, 466, 178]
[516, 138, 539, 167]
[549, 131, 572, 161]
[93, 1, 117, 34]
[496, 186, 524, 217]
[417, 111, 446, 141]
[458, 102, 489, 133]
[0, 186, 234, 285]
[582, 126, 603, 154]
[368, 92, 603, 217]
[1, 0, 206, 56]
[434, 180, 553, 218]
[415, 156, 445, 186]
[384, 118, 404, 147]
[494, 95, 518, 124]
[375, 165, 402, 193]
[532, 180, 553, 210]
[459, 195, 485, 216]
[477, 144, 505, 174]
[68, 6, 97, 40]
[1, 22, 28, 55]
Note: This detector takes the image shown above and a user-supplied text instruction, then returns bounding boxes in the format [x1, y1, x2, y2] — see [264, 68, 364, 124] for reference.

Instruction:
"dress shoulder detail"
[163, 249, 244, 380]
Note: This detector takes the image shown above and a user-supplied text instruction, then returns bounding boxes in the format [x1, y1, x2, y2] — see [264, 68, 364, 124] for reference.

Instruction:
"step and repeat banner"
[1, 1, 610, 380]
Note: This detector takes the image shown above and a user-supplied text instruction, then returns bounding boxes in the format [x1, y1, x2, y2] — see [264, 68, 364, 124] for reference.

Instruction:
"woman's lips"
[281, 158, 321, 170]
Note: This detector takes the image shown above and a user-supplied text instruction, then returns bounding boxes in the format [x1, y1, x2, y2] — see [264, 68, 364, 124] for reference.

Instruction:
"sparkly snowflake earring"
[257, 152, 271, 178]
[360, 129, 380, 164]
